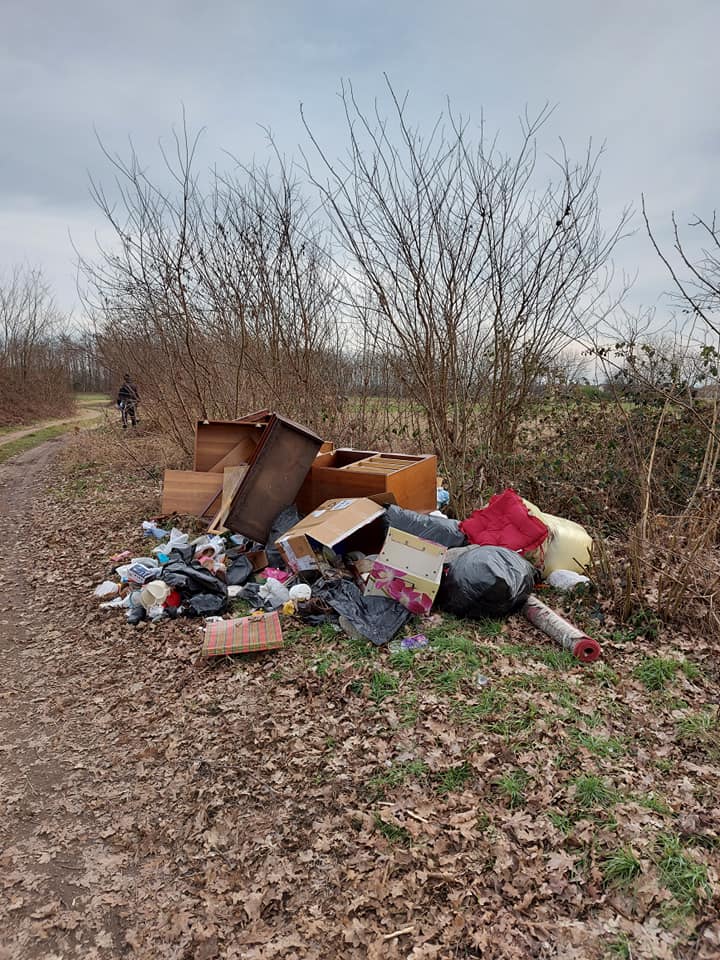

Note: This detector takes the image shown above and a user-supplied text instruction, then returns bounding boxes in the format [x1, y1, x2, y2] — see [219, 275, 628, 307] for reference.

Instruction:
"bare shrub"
[0, 266, 73, 426]
[79, 125, 381, 453]
[303, 80, 628, 512]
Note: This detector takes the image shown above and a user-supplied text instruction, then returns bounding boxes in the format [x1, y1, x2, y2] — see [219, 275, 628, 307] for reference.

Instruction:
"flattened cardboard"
[365, 527, 447, 615]
[277, 497, 385, 573]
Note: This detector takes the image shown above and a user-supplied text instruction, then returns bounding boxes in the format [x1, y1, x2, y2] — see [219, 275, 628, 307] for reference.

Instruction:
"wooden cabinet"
[296, 448, 437, 514]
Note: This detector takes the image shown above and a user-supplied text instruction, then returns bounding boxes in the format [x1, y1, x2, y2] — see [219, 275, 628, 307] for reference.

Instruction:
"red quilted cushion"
[460, 488, 548, 554]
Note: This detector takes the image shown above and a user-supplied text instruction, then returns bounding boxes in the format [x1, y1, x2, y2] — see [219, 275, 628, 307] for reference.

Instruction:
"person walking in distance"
[117, 374, 140, 428]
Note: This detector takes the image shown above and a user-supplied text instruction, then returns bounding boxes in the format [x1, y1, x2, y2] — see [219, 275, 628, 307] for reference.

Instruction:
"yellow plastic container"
[522, 499, 592, 576]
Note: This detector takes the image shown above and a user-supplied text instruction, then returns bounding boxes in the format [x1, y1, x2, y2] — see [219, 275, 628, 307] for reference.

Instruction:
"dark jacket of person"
[117, 380, 140, 405]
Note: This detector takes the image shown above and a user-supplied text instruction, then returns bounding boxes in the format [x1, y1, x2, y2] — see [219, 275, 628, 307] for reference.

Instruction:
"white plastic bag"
[546, 569, 591, 591]
[94, 580, 119, 599]
[259, 577, 291, 608]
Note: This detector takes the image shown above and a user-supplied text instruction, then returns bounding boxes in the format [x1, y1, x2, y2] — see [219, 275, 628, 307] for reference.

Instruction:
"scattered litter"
[289, 583, 312, 602]
[142, 521, 169, 539]
[522, 499, 593, 576]
[546, 569, 591, 591]
[258, 577, 291, 609]
[313, 578, 411, 646]
[94, 580, 119, 599]
[384, 504, 466, 548]
[139, 580, 171, 609]
[388, 634, 429, 653]
[276, 497, 385, 573]
[126, 562, 161, 585]
[460, 488, 548, 561]
[99, 595, 127, 609]
[95, 408, 609, 667]
[110, 550, 132, 563]
[264, 567, 290, 583]
[522, 595, 601, 662]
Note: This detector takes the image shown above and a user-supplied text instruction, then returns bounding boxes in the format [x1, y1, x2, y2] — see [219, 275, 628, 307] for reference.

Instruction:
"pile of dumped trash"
[95, 421, 602, 663]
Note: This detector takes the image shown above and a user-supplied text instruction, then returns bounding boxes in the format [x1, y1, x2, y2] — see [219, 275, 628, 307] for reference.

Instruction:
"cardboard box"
[201, 612, 283, 657]
[365, 527, 447, 615]
[276, 498, 386, 573]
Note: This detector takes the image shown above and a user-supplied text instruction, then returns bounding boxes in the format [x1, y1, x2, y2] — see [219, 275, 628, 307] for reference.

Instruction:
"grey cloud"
[1, 0, 719, 315]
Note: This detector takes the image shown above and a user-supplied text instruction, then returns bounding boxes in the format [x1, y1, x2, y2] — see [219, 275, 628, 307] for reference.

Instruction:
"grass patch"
[679, 660, 702, 681]
[573, 731, 627, 758]
[590, 664, 620, 687]
[434, 761, 473, 796]
[0, 424, 71, 463]
[636, 792, 672, 816]
[548, 811, 574, 835]
[454, 688, 508, 723]
[572, 775, 618, 809]
[76, 393, 111, 405]
[498, 642, 577, 670]
[484, 703, 542, 739]
[633, 657, 679, 691]
[605, 933, 632, 959]
[373, 813, 411, 846]
[494, 770, 529, 808]
[344, 633, 379, 665]
[677, 710, 717, 743]
[367, 760, 428, 799]
[369, 671, 399, 703]
[601, 845, 641, 888]
[655, 833, 711, 912]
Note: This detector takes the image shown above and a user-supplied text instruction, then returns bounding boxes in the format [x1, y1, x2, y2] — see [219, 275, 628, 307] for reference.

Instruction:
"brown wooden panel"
[194, 421, 263, 472]
[386, 455, 438, 511]
[312, 467, 385, 506]
[161, 470, 223, 516]
[208, 466, 248, 533]
[300, 451, 437, 513]
[225, 415, 323, 541]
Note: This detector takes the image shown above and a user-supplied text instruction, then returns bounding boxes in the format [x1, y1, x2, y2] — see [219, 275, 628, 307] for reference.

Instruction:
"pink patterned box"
[365, 527, 447, 615]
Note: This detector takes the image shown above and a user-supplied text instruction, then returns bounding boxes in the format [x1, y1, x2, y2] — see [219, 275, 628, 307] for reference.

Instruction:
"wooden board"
[194, 421, 264, 472]
[299, 451, 438, 513]
[161, 470, 223, 517]
[208, 465, 248, 533]
[225, 415, 323, 541]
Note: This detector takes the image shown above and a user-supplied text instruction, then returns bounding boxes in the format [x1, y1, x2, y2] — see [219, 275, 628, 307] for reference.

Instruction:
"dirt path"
[0, 439, 128, 958]
[0, 406, 106, 447]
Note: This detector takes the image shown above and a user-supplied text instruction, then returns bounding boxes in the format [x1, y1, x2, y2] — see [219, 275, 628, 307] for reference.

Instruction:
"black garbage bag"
[384, 505, 466, 548]
[186, 593, 228, 617]
[264, 506, 301, 569]
[437, 545, 536, 619]
[226, 554, 254, 586]
[313, 577, 411, 646]
[161, 560, 228, 603]
[168, 544, 195, 564]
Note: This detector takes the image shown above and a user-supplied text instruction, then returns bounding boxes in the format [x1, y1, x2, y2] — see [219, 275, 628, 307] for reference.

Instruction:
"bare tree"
[0, 266, 72, 425]
[79, 122, 352, 449]
[302, 79, 629, 508]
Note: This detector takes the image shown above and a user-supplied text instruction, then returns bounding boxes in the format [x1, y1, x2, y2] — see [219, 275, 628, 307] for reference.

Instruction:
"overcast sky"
[1, 0, 717, 322]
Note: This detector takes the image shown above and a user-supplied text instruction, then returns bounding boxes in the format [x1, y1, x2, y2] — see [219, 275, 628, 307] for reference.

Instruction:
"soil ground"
[0, 433, 718, 959]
